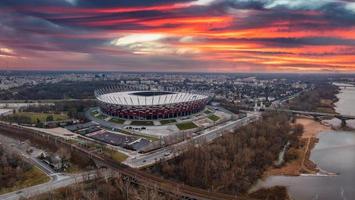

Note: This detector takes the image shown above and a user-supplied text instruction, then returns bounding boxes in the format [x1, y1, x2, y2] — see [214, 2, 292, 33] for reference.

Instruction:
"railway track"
[0, 122, 253, 200]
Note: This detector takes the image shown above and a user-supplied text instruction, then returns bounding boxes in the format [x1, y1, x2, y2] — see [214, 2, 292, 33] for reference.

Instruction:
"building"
[0, 109, 13, 116]
[95, 87, 210, 120]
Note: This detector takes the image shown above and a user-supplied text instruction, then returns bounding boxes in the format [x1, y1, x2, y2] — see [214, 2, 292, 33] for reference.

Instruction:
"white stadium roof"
[96, 91, 208, 106]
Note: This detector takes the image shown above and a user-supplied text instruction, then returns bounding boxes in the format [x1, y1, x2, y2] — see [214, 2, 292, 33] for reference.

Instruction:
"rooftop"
[96, 90, 208, 106]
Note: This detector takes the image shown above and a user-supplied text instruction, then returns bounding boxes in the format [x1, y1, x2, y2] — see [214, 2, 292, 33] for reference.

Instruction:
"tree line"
[0, 146, 32, 190]
[0, 80, 117, 100]
[148, 112, 302, 197]
[27, 173, 170, 200]
[0, 100, 97, 125]
[0, 126, 95, 172]
[23, 100, 97, 121]
[288, 83, 338, 113]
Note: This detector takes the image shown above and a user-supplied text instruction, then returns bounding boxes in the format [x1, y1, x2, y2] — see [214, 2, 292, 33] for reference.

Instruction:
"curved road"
[0, 133, 105, 200]
[0, 171, 102, 200]
[0, 118, 257, 200]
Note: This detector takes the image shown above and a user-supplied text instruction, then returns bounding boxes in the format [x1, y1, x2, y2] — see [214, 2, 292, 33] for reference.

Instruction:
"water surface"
[254, 85, 355, 200]
[254, 131, 355, 200]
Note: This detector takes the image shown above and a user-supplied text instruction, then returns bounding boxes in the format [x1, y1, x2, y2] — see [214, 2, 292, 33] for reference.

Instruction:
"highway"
[124, 112, 260, 168]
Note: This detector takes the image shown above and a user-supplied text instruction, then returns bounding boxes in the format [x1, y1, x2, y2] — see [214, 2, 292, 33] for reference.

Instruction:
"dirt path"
[300, 137, 318, 174]
[264, 117, 330, 177]
[301, 138, 310, 171]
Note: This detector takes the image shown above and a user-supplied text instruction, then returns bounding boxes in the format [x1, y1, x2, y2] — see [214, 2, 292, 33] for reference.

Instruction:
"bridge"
[232, 103, 355, 127]
[0, 122, 252, 200]
[337, 85, 355, 89]
[264, 108, 355, 127]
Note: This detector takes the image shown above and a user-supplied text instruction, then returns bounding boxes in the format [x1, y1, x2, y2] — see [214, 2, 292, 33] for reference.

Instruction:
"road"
[271, 90, 305, 108]
[0, 134, 109, 200]
[124, 112, 260, 168]
[0, 121, 255, 200]
[0, 171, 104, 200]
[0, 134, 55, 175]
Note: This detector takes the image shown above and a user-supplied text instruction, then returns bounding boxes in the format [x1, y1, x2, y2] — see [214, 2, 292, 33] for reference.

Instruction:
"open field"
[160, 119, 177, 125]
[102, 148, 128, 162]
[95, 114, 107, 120]
[90, 110, 99, 116]
[208, 114, 220, 122]
[131, 120, 154, 126]
[65, 165, 82, 173]
[12, 112, 68, 123]
[109, 118, 125, 124]
[176, 121, 198, 130]
[0, 166, 50, 195]
[204, 110, 212, 114]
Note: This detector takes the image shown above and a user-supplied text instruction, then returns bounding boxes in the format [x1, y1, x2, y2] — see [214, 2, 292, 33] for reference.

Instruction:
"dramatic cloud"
[0, 0, 355, 72]
[264, 0, 333, 9]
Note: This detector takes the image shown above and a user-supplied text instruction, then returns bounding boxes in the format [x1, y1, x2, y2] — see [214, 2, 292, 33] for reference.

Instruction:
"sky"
[0, 0, 355, 73]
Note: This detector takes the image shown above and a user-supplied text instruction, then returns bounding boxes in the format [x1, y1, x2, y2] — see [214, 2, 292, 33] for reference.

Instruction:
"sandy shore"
[297, 117, 331, 138]
[264, 117, 330, 177]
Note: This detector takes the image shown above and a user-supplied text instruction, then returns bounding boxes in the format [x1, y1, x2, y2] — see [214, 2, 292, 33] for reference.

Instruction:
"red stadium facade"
[95, 89, 211, 120]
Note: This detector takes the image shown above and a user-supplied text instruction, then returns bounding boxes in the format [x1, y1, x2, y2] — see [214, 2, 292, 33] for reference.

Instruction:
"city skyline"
[1, 0, 355, 72]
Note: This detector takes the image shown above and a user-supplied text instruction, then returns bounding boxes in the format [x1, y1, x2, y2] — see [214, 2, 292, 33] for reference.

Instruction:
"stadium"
[95, 86, 211, 120]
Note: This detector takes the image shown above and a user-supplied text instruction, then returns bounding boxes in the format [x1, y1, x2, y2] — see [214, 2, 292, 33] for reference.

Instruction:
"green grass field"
[131, 120, 154, 126]
[13, 112, 68, 123]
[208, 114, 220, 122]
[109, 118, 125, 124]
[204, 110, 212, 114]
[95, 114, 107, 120]
[160, 119, 177, 125]
[90, 110, 99, 116]
[103, 149, 128, 162]
[65, 164, 82, 173]
[0, 166, 50, 195]
[176, 121, 198, 130]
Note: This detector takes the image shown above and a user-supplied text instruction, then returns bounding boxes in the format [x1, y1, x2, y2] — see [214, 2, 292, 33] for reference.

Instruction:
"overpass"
[0, 122, 252, 200]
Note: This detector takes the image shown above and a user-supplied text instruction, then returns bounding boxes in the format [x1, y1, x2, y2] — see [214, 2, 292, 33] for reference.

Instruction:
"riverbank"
[288, 83, 339, 114]
[254, 84, 355, 200]
[264, 117, 330, 177]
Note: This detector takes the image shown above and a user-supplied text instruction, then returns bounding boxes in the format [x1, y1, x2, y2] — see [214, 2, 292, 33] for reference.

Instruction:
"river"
[253, 84, 355, 200]
[325, 83, 355, 129]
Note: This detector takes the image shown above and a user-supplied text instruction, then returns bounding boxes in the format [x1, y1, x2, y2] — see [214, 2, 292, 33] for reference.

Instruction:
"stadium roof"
[96, 91, 208, 106]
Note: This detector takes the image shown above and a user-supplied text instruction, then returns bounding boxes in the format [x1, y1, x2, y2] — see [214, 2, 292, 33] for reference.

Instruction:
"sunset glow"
[1, 0, 355, 72]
